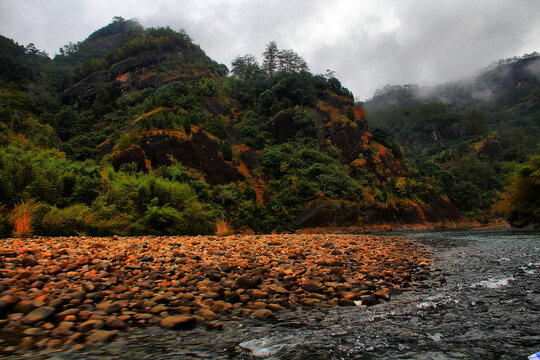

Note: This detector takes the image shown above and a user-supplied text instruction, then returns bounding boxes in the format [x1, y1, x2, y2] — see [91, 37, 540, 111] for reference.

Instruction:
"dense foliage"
[0, 18, 537, 236]
[366, 54, 540, 221]
[506, 146, 540, 227]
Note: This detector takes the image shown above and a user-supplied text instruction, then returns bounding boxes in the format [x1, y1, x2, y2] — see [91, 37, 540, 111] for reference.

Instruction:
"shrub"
[181, 202, 216, 235]
[10, 200, 38, 238]
[92, 213, 141, 236]
[144, 203, 185, 235]
[40, 204, 91, 236]
[215, 218, 233, 236]
[220, 139, 233, 161]
[0, 205, 13, 238]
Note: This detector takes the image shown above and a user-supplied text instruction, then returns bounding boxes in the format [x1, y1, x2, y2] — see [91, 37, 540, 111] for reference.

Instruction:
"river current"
[49, 230, 539, 359]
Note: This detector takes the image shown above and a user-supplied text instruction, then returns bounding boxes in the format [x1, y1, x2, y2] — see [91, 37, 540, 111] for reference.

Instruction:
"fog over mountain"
[1, 0, 539, 99]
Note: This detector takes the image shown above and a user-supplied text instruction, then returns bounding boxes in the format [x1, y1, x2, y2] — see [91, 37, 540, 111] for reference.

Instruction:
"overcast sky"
[1, 0, 539, 100]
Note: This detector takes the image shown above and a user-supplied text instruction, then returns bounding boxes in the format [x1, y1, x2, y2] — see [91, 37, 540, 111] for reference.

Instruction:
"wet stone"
[338, 298, 356, 306]
[160, 315, 196, 330]
[251, 309, 274, 320]
[86, 329, 118, 344]
[200, 308, 219, 320]
[23, 327, 44, 336]
[0, 233, 434, 356]
[248, 289, 269, 299]
[14, 300, 37, 314]
[22, 306, 55, 324]
[236, 276, 259, 289]
[105, 316, 127, 330]
[19, 336, 35, 351]
[21, 255, 38, 267]
[77, 319, 104, 332]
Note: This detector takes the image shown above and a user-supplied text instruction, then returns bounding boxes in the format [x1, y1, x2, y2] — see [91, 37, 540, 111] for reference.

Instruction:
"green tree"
[231, 54, 261, 81]
[277, 49, 309, 73]
[53, 106, 82, 141]
[221, 139, 233, 161]
[507, 149, 540, 227]
[262, 41, 279, 75]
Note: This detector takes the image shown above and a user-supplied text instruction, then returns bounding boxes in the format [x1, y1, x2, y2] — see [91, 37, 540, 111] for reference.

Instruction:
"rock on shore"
[0, 234, 431, 355]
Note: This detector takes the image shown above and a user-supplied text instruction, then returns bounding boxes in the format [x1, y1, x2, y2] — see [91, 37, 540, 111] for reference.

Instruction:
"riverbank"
[0, 234, 431, 356]
[296, 219, 509, 234]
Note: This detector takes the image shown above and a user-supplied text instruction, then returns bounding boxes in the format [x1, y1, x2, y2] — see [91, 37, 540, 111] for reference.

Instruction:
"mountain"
[0, 18, 491, 237]
[366, 53, 540, 159]
[365, 53, 540, 224]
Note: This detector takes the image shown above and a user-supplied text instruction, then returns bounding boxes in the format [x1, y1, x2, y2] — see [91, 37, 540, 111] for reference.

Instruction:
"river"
[51, 229, 539, 359]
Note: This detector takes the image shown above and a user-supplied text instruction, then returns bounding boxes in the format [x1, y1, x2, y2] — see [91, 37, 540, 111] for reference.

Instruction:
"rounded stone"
[22, 306, 55, 324]
[160, 315, 196, 329]
[251, 309, 274, 320]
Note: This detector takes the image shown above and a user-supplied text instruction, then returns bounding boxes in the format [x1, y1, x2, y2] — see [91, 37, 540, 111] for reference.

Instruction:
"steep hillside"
[366, 54, 540, 158]
[0, 18, 462, 237]
[365, 53, 540, 220]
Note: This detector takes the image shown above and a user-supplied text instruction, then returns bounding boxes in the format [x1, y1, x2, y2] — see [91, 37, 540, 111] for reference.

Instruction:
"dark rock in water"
[338, 298, 356, 306]
[251, 309, 274, 320]
[373, 290, 391, 301]
[510, 221, 538, 230]
[160, 315, 196, 330]
[361, 296, 378, 306]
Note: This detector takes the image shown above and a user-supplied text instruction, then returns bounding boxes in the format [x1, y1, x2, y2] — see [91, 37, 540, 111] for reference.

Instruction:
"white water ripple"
[470, 276, 515, 289]
[239, 337, 292, 357]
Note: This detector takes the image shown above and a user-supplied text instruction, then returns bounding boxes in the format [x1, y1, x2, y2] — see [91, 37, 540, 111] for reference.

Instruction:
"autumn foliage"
[10, 201, 38, 238]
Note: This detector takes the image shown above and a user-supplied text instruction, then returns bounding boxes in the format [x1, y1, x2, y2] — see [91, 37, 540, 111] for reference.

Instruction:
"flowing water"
[49, 230, 540, 359]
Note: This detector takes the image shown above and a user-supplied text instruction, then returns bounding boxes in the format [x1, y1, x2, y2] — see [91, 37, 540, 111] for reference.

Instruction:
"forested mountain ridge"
[366, 53, 540, 112]
[366, 53, 540, 158]
[365, 53, 540, 226]
[4, 18, 536, 237]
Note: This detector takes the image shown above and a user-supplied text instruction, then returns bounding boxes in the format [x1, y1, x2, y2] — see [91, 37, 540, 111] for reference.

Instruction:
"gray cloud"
[0, 0, 539, 99]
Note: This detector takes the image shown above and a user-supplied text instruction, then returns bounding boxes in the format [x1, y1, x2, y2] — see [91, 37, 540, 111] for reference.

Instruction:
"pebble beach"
[0, 234, 432, 356]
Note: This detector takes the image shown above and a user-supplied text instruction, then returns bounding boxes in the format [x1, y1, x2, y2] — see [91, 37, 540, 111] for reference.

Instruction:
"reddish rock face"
[112, 128, 244, 185]
[111, 147, 147, 172]
[296, 196, 461, 228]
[143, 131, 243, 185]
[63, 44, 218, 105]
[476, 139, 504, 162]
